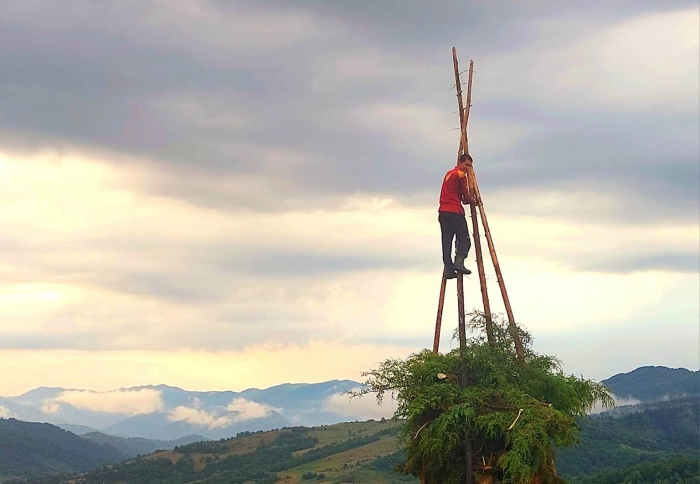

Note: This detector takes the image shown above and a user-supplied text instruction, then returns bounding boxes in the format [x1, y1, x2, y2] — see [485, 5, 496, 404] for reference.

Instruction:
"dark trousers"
[439, 211, 471, 270]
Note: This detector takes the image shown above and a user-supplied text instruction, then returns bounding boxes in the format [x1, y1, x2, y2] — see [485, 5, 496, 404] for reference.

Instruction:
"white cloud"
[41, 401, 61, 415]
[612, 395, 642, 407]
[589, 393, 642, 414]
[226, 398, 277, 422]
[325, 388, 397, 420]
[482, 7, 699, 115]
[168, 406, 232, 429]
[0, 405, 14, 418]
[44, 389, 164, 415]
[167, 397, 278, 429]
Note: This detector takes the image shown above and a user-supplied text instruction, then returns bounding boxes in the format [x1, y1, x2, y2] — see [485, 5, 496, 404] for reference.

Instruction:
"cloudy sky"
[0, 1, 698, 396]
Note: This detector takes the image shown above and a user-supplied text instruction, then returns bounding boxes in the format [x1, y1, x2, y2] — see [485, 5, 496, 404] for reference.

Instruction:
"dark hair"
[459, 153, 473, 164]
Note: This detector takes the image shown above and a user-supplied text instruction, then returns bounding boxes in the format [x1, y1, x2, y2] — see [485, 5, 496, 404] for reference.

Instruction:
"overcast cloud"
[0, 1, 697, 395]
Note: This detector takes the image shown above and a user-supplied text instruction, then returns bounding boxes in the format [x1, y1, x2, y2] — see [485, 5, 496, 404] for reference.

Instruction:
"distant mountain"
[55, 423, 99, 435]
[0, 418, 123, 480]
[81, 432, 206, 458]
[0, 380, 362, 441]
[103, 408, 290, 441]
[602, 366, 700, 402]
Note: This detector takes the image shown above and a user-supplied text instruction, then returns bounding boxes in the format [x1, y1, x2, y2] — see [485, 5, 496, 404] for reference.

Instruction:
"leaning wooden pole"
[468, 176, 494, 345]
[452, 48, 468, 352]
[432, 275, 447, 353]
[470, 173, 525, 361]
[459, 61, 495, 345]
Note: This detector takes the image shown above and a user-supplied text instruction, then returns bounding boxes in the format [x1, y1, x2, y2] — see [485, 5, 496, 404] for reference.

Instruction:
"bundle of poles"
[432, 48, 524, 362]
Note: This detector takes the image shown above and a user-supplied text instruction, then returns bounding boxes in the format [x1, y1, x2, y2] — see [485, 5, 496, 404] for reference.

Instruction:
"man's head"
[457, 153, 473, 171]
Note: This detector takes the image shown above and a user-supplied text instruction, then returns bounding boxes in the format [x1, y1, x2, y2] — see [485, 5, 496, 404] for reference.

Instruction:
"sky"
[0, 1, 698, 396]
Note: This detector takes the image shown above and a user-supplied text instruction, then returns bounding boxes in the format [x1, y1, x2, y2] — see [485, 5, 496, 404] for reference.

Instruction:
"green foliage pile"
[358, 312, 613, 484]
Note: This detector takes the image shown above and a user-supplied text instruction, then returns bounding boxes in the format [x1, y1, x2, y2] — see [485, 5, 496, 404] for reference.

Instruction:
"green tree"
[356, 312, 613, 484]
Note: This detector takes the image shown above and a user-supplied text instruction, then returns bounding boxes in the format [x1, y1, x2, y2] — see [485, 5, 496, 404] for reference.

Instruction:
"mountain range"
[0, 366, 697, 442]
[0, 380, 366, 441]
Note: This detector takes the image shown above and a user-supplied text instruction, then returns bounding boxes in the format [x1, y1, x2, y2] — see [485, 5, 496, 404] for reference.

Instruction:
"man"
[439, 153, 477, 279]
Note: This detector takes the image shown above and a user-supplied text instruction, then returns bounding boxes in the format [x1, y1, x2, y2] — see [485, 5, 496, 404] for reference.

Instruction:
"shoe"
[444, 269, 458, 279]
[454, 256, 471, 275]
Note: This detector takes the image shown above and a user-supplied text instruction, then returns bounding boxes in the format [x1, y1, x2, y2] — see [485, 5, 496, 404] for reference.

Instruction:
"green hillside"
[62, 419, 411, 484]
[557, 397, 700, 478]
[0, 418, 123, 481]
[81, 432, 207, 459]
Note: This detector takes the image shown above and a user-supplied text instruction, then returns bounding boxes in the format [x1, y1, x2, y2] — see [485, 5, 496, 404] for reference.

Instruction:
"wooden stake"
[470, 172, 525, 361]
[457, 274, 466, 351]
[460, 60, 495, 344]
[459, 60, 473, 156]
[453, 49, 473, 484]
[468, 184, 495, 344]
[452, 48, 468, 352]
[466, 438, 475, 484]
[433, 273, 447, 353]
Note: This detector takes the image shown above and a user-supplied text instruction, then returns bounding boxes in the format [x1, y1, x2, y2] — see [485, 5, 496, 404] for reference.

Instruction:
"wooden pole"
[433, 274, 447, 353]
[470, 172, 525, 361]
[468, 179, 494, 344]
[460, 61, 495, 345]
[452, 48, 468, 352]
[459, 60, 473, 156]
[453, 48, 474, 484]
[465, 438, 475, 484]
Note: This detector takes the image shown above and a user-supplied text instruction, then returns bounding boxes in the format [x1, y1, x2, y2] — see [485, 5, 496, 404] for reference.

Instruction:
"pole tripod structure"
[432, 48, 524, 361]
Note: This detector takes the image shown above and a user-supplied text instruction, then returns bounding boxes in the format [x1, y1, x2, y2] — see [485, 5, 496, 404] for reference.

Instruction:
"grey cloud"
[218, 250, 423, 277]
[575, 251, 699, 274]
[0, 1, 697, 227]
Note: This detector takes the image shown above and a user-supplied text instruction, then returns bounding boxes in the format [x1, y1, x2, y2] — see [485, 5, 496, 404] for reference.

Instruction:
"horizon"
[5, 364, 697, 399]
[0, 1, 698, 397]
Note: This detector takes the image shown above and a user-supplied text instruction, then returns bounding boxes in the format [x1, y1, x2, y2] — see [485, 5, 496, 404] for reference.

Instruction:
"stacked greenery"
[358, 312, 613, 484]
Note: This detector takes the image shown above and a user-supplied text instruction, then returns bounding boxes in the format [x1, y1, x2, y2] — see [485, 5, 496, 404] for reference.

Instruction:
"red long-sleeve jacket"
[439, 167, 473, 214]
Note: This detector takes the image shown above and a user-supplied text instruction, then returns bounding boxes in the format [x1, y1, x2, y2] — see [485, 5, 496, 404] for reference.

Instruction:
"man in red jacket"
[439, 153, 477, 279]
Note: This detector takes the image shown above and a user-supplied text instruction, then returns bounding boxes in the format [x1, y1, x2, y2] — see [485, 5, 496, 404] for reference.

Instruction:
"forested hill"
[558, 396, 699, 480]
[0, 418, 123, 479]
[602, 366, 700, 401]
[0, 418, 205, 482]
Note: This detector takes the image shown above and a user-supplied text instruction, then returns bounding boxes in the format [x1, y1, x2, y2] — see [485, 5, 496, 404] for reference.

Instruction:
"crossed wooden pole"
[433, 48, 524, 361]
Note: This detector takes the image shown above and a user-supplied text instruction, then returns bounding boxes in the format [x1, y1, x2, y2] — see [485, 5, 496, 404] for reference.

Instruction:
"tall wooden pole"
[453, 48, 475, 484]
[470, 173, 525, 361]
[459, 61, 495, 345]
[452, 48, 468, 352]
